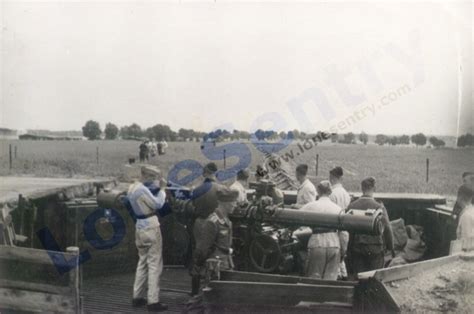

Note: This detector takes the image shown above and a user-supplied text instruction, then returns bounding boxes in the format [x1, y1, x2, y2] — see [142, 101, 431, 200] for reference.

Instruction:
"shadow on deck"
[82, 267, 190, 313]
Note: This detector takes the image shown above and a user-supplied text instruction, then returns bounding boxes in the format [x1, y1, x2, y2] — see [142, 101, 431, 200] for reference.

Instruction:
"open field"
[0, 140, 472, 196]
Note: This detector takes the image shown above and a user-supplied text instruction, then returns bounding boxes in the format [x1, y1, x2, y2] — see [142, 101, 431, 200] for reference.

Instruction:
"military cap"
[237, 169, 250, 181]
[203, 162, 218, 174]
[316, 180, 332, 196]
[141, 165, 161, 178]
[330, 166, 344, 178]
[361, 177, 376, 191]
[296, 164, 308, 176]
[217, 187, 239, 202]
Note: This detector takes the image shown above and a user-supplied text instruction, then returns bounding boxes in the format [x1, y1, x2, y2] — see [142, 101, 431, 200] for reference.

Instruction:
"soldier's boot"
[191, 275, 200, 296]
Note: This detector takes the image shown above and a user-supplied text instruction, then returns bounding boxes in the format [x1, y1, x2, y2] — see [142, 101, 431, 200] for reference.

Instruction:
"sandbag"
[390, 218, 409, 251]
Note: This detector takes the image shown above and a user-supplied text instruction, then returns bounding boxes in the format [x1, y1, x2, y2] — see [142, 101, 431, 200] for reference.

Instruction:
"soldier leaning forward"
[191, 186, 238, 296]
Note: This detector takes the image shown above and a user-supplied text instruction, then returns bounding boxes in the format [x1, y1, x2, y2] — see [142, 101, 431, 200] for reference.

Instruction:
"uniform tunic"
[192, 212, 233, 276]
[329, 183, 351, 277]
[127, 181, 166, 304]
[296, 179, 317, 206]
[347, 196, 394, 275]
[302, 197, 342, 280]
[230, 180, 247, 203]
[457, 205, 474, 239]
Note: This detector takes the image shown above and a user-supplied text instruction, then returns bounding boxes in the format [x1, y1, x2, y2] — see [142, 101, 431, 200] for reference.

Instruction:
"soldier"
[329, 166, 351, 280]
[452, 172, 474, 224]
[456, 184, 474, 240]
[230, 169, 249, 205]
[347, 177, 394, 278]
[128, 165, 168, 312]
[292, 164, 316, 209]
[139, 141, 149, 162]
[190, 162, 221, 296]
[207, 187, 239, 270]
[191, 186, 238, 295]
[302, 181, 344, 280]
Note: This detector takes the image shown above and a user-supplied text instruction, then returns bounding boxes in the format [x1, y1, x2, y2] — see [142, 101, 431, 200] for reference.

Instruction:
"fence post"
[315, 154, 319, 177]
[426, 158, 429, 182]
[223, 149, 226, 169]
[66, 246, 80, 314]
[9, 144, 12, 170]
[96, 146, 99, 165]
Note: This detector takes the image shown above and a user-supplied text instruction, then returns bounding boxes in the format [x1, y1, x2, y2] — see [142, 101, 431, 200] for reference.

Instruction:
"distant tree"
[254, 129, 266, 141]
[104, 123, 119, 140]
[82, 120, 101, 140]
[121, 123, 143, 139]
[237, 131, 250, 141]
[128, 123, 143, 138]
[147, 124, 175, 141]
[457, 133, 474, 147]
[398, 135, 410, 145]
[292, 129, 301, 140]
[287, 131, 295, 140]
[411, 133, 427, 146]
[331, 133, 339, 143]
[388, 136, 399, 146]
[375, 134, 388, 146]
[359, 132, 369, 145]
[429, 136, 445, 148]
[268, 131, 280, 141]
[279, 131, 287, 140]
[178, 128, 195, 141]
[342, 132, 356, 144]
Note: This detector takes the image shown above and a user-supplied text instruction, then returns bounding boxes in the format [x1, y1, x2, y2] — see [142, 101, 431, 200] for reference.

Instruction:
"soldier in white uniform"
[302, 181, 345, 280]
[230, 169, 249, 205]
[329, 166, 351, 280]
[128, 166, 168, 312]
[293, 164, 317, 209]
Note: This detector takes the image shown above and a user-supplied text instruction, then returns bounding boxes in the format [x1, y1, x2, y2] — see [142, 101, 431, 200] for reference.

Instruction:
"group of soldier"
[138, 140, 168, 162]
[287, 164, 394, 281]
[124, 161, 474, 312]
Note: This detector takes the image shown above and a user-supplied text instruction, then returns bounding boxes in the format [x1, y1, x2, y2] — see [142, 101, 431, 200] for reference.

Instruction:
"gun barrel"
[97, 189, 126, 209]
[263, 208, 383, 235]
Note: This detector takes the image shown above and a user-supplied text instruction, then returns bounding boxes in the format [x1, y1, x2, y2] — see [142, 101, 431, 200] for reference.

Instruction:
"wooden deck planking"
[82, 267, 190, 313]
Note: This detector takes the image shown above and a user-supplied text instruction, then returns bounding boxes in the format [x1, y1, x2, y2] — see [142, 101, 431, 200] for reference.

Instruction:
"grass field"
[0, 139, 472, 196]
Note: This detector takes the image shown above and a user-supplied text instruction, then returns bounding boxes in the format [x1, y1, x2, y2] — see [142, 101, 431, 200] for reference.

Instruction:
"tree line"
[82, 120, 320, 142]
[81, 120, 473, 148]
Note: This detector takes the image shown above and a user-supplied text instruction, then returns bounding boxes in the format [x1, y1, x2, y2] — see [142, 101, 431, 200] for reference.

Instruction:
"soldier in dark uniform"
[206, 187, 239, 270]
[190, 186, 237, 296]
[347, 177, 394, 278]
[189, 162, 221, 296]
[139, 141, 149, 162]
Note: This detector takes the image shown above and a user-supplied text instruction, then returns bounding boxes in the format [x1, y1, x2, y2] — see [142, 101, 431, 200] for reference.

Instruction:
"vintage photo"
[0, 0, 473, 313]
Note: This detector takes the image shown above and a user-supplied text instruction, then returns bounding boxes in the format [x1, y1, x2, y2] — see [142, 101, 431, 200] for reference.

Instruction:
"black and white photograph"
[0, 0, 473, 313]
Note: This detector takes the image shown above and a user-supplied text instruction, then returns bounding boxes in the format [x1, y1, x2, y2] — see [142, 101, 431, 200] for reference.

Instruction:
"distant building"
[17, 130, 84, 140]
[0, 128, 18, 140]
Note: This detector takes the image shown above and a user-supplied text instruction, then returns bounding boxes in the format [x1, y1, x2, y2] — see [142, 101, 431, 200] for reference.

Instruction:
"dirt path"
[387, 257, 474, 313]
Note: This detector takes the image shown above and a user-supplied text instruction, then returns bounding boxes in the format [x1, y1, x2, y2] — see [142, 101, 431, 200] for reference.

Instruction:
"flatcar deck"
[82, 267, 190, 313]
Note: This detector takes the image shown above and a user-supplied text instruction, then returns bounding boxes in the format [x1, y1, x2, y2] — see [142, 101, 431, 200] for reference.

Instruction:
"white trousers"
[133, 227, 163, 304]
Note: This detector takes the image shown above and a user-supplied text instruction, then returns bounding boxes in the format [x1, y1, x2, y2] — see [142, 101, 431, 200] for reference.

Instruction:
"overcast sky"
[1, 1, 472, 136]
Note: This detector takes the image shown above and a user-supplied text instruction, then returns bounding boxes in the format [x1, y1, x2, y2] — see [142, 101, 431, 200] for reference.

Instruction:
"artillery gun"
[230, 180, 384, 273]
[96, 180, 384, 274]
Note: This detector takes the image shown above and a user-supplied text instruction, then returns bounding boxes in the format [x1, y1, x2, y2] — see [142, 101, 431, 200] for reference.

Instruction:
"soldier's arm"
[142, 188, 166, 210]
